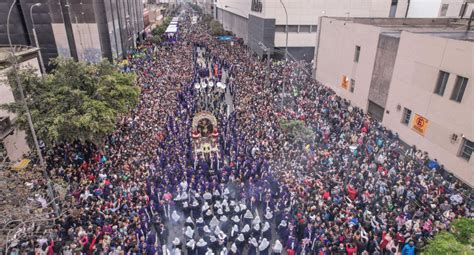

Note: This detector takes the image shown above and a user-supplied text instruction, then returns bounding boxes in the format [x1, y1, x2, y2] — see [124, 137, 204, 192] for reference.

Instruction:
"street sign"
[412, 114, 429, 135]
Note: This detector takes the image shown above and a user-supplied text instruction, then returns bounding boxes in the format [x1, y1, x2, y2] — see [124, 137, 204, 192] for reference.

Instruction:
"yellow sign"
[341, 75, 349, 89]
[11, 159, 31, 171]
[412, 114, 429, 135]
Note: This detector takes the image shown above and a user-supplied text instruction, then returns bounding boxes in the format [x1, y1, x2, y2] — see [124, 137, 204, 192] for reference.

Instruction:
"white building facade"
[315, 17, 473, 186]
[406, 0, 474, 18]
[209, 0, 414, 60]
[204, 0, 472, 60]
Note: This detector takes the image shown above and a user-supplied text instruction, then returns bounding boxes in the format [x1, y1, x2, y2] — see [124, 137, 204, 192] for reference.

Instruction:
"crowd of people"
[5, 5, 471, 255]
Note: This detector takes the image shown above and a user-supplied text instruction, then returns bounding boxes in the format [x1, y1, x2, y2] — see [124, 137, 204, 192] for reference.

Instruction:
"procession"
[6, 5, 471, 255]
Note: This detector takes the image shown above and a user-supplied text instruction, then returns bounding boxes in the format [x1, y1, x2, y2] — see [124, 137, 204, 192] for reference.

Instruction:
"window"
[288, 25, 298, 33]
[389, 0, 398, 18]
[275, 25, 286, 32]
[299, 25, 311, 33]
[311, 25, 318, 33]
[450, 76, 468, 103]
[354, 45, 360, 62]
[440, 4, 449, 17]
[459, 138, 473, 161]
[434, 70, 449, 96]
[350, 79, 355, 93]
[401, 108, 412, 125]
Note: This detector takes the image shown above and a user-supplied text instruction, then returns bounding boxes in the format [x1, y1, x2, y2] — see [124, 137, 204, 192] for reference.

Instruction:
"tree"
[450, 217, 474, 245]
[152, 17, 171, 37]
[1, 58, 140, 147]
[422, 217, 473, 254]
[209, 20, 224, 36]
[422, 232, 471, 255]
[279, 119, 315, 145]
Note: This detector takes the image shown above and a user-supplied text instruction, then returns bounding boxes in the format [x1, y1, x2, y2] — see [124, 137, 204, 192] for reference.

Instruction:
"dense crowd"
[5, 6, 471, 255]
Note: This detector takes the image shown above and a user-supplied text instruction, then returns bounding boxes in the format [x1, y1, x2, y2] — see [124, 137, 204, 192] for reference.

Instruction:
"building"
[209, 0, 472, 61]
[406, 0, 474, 18]
[212, 0, 415, 61]
[315, 17, 473, 186]
[0, 46, 42, 162]
[0, 0, 145, 67]
[144, 3, 165, 36]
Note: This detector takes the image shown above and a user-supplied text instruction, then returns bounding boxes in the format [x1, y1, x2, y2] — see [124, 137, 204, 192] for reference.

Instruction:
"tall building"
[212, 0, 411, 61]
[406, 0, 474, 18]
[0, 0, 145, 68]
[211, 0, 472, 61]
[315, 17, 473, 186]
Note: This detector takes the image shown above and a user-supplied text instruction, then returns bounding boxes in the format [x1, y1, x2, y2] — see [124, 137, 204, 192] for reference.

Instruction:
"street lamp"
[29, 3, 46, 73]
[7, 0, 59, 217]
[279, 0, 288, 60]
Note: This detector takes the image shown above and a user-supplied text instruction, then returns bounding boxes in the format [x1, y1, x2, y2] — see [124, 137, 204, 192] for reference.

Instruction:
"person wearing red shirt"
[346, 243, 357, 255]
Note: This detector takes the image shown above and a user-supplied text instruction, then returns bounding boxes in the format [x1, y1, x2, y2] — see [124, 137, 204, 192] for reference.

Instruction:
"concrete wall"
[247, 14, 275, 58]
[71, 23, 103, 63]
[51, 23, 71, 58]
[274, 31, 317, 48]
[383, 31, 473, 185]
[406, 0, 473, 17]
[315, 18, 381, 111]
[0, 56, 41, 161]
[368, 34, 400, 109]
[218, 0, 393, 49]
[407, 0, 443, 17]
[217, 7, 249, 43]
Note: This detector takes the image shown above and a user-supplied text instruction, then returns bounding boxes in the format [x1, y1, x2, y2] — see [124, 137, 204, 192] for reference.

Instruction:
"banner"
[412, 114, 429, 135]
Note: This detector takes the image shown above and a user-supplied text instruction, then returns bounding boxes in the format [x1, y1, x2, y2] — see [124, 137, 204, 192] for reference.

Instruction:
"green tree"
[422, 232, 471, 255]
[209, 20, 224, 36]
[450, 217, 474, 245]
[1, 58, 140, 147]
[151, 17, 171, 38]
[279, 119, 315, 145]
[422, 217, 474, 254]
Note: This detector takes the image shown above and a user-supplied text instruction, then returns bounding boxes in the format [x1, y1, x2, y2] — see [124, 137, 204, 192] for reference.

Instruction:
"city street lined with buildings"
[0, 0, 472, 254]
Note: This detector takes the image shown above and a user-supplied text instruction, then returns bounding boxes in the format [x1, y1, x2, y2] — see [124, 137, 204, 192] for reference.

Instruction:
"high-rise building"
[314, 17, 473, 185]
[0, 0, 145, 68]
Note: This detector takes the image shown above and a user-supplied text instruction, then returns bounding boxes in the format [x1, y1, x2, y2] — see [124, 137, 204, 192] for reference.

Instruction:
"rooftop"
[327, 17, 474, 41]
[0, 45, 39, 63]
